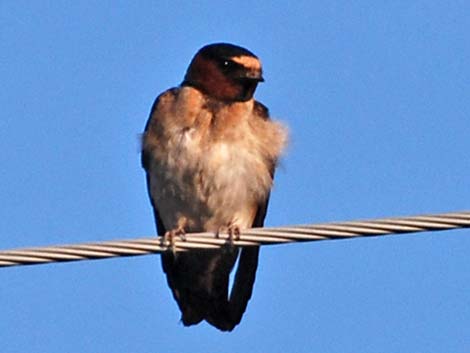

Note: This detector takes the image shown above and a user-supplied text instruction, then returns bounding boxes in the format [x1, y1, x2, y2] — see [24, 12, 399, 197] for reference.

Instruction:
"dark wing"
[142, 94, 168, 237]
[142, 90, 239, 328]
[142, 97, 195, 321]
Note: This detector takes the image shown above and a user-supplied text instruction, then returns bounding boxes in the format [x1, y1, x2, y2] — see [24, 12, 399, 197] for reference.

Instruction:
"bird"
[141, 43, 287, 331]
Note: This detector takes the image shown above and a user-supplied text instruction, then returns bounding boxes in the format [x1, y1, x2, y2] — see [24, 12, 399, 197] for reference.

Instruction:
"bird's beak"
[239, 70, 264, 82]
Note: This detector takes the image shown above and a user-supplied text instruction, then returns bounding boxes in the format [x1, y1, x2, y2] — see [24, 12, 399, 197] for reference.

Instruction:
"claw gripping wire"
[1, 210, 469, 268]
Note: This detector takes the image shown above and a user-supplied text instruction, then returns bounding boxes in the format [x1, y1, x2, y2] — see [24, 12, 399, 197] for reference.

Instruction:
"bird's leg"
[161, 226, 186, 254]
[216, 224, 241, 247]
[228, 225, 241, 246]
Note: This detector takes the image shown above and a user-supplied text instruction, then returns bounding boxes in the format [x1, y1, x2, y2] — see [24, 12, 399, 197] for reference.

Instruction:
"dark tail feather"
[228, 246, 260, 325]
[161, 251, 207, 326]
[206, 246, 260, 331]
[161, 249, 238, 328]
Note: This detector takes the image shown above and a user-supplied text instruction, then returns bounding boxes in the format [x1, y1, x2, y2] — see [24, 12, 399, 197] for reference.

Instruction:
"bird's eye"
[219, 59, 241, 72]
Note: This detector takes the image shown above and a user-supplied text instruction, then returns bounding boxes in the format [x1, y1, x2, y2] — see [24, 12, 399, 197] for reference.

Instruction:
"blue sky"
[1, 1, 469, 352]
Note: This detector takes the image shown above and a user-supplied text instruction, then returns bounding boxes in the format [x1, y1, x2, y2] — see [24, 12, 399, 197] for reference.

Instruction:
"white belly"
[149, 127, 272, 233]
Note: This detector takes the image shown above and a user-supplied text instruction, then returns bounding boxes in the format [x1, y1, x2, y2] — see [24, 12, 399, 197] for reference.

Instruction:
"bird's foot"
[216, 225, 241, 247]
[161, 227, 186, 253]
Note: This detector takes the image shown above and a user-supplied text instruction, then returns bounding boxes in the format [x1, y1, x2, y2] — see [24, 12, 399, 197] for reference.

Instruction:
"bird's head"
[183, 43, 264, 102]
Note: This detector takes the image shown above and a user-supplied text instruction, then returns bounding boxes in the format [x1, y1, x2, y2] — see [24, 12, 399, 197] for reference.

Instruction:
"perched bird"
[141, 43, 287, 331]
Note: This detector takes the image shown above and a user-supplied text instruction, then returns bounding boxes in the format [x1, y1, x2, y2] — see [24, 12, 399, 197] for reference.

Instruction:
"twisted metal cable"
[1, 210, 469, 268]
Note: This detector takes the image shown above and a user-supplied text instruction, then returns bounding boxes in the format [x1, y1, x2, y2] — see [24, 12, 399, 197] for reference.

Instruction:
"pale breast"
[144, 86, 287, 233]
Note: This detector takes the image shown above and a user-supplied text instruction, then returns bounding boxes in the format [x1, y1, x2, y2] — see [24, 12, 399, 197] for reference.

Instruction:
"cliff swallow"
[141, 43, 287, 331]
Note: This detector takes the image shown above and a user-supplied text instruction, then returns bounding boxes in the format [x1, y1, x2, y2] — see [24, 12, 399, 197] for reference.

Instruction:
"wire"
[1, 210, 469, 268]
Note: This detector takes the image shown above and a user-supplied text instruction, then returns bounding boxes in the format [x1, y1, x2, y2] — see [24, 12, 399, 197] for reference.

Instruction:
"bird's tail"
[206, 246, 260, 331]
[161, 246, 260, 331]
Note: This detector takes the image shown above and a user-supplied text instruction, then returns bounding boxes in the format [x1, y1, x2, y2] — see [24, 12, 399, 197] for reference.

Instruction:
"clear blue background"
[1, 2, 469, 352]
